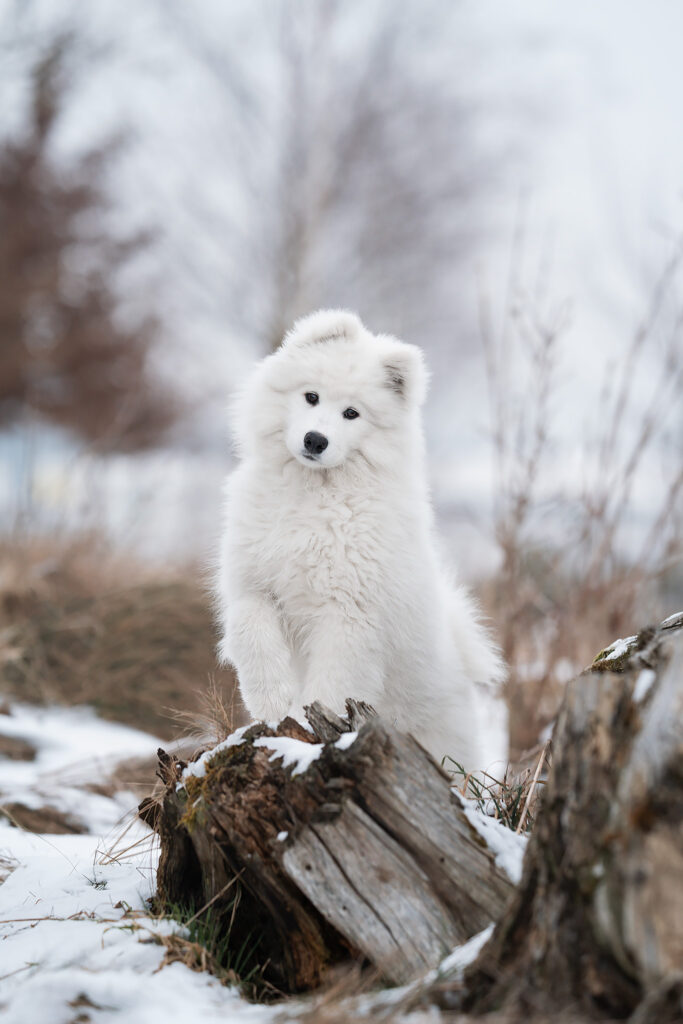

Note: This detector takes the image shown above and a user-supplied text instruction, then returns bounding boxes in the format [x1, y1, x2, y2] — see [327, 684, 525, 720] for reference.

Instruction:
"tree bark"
[141, 700, 513, 993]
[418, 614, 683, 1022]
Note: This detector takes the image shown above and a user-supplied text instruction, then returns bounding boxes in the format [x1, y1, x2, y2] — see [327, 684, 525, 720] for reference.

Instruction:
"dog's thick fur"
[216, 310, 507, 770]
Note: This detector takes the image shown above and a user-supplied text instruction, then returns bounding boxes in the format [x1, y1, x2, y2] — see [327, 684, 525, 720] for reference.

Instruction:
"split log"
[417, 613, 683, 1023]
[141, 699, 514, 993]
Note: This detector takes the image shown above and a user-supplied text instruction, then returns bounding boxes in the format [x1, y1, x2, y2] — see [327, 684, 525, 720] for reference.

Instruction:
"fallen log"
[415, 613, 683, 1022]
[141, 699, 514, 993]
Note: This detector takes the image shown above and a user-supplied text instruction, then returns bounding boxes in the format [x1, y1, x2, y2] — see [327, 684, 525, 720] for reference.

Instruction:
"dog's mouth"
[299, 450, 331, 469]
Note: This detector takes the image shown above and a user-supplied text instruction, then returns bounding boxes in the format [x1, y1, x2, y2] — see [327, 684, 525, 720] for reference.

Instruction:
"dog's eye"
[342, 407, 359, 420]
[304, 392, 319, 406]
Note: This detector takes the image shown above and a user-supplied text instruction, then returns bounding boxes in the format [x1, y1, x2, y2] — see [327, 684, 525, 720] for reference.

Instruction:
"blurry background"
[1, 0, 681, 757]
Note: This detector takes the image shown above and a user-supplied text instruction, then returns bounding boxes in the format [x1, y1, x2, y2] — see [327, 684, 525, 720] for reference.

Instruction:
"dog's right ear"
[283, 309, 363, 349]
[381, 340, 428, 406]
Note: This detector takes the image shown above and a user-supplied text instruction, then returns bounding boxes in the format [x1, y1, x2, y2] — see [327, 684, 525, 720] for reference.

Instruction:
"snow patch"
[457, 795, 528, 884]
[253, 736, 323, 776]
[355, 922, 496, 1016]
[602, 635, 637, 662]
[182, 725, 250, 781]
[334, 730, 358, 750]
[276, 830, 288, 842]
[633, 668, 656, 703]
[0, 703, 164, 834]
[438, 923, 494, 977]
[0, 702, 280, 1023]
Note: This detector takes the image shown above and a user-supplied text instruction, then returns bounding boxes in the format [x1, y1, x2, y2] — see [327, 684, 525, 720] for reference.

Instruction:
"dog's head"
[234, 310, 428, 473]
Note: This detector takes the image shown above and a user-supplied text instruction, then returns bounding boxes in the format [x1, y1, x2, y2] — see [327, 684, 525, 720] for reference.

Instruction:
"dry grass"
[167, 674, 242, 746]
[0, 851, 19, 884]
[444, 740, 550, 835]
[0, 800, 87, 834]
[479, 231, 683, 755]
[0, 531, 243, 741]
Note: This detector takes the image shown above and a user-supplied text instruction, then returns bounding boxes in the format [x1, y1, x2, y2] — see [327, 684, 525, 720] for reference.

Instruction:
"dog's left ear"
[382, 341, 428, 406]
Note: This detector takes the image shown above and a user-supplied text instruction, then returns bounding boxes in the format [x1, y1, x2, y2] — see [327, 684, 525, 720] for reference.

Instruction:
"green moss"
[592, 643, 636, 673]
[179, 741, 255, 831]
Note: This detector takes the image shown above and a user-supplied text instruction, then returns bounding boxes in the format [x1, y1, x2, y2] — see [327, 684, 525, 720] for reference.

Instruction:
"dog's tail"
[448, 584, 509, 772]
[448, 584, 507, 689]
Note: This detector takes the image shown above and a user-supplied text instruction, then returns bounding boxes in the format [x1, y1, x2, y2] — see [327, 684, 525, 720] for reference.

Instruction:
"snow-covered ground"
[0, 704, 278, 1023]
[0, 704, 526, 1022]
[0, 704, 161, 836]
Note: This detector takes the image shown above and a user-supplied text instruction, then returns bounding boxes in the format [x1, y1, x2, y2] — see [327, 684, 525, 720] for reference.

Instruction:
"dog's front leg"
[295, 610, 385, 717]
[219, 593, 295, 723]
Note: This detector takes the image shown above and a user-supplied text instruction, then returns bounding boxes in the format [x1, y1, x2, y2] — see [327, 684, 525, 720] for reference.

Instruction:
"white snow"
[334, 730, 358, 750]
[351, 923, 496, 1016]
[0, 702, 278, 1024]
[601, 635, 637, 662]
[252, 736, 323, 776]
[0, 698, 529, 1021]
[181, 724, 250, 781]
[437, 923, 494, 978]
[181, 730, 326, 783]
[0, 704, 163, 834]
[456, 794, 529, 885]
[633, 668, 656, 703]
[0, 827, 274, 1023]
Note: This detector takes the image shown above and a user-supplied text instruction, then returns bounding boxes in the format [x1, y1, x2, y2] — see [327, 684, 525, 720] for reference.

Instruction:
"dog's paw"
[284, 703, 310, 728]
[240, 679, 294, 726]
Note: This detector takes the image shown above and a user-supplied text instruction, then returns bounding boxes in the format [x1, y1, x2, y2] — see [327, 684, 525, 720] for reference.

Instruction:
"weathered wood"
[143, 702, 513, 992]
[416, 615, 683, 1022]
[339, 726, 510, 931]
[343, 697, 378, 730]
[302, 700, 348, 742]
[284, 801, 460, 981]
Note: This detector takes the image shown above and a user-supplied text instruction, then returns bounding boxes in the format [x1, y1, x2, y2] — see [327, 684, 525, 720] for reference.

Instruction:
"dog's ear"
[283, 309, 363, 349]
[381, 340, 428, 406]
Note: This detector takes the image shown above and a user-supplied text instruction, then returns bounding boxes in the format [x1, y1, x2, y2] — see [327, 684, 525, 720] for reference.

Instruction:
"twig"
[181, 869, 245, 930]
[98, 831, 156, 866]
[0, 963, 37, 982]
[516, 740, 549, 835]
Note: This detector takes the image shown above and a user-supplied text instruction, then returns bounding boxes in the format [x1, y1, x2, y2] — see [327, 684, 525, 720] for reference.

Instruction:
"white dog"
[216, 310, 507, 771]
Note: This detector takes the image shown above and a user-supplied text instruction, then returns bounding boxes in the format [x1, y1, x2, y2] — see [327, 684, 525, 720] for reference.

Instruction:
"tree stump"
[417, 613, 683, 1022]
[141, 699, 514, 993]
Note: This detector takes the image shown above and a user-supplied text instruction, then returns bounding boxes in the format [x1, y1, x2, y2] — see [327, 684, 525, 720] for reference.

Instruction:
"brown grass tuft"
[0, 532, 243, 741]
[0, 801, 87, 834]
[445, 740, 550, 835]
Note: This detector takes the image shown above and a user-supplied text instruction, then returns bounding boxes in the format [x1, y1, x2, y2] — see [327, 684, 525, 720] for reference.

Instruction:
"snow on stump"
[414, 612, 683, 1022]
[140, 699, 513, 993]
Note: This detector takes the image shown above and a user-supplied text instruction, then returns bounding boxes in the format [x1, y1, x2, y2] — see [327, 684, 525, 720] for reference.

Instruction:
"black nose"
[304, 431, 328, 455]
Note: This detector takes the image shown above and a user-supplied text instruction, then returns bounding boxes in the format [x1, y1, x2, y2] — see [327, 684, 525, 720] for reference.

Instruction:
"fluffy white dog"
[216, 310, 507, 770]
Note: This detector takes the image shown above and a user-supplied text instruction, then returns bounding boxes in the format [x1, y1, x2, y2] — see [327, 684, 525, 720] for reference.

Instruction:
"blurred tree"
[167, 0, 490, 355]
[0, 36, 176, 450]
[265, 2, 484, 351]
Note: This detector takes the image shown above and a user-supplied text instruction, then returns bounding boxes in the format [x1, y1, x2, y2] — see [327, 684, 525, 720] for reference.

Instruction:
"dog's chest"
[248, 488, 384, 605]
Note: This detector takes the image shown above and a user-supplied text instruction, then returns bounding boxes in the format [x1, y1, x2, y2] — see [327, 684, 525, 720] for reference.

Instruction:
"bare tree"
[164, 0, 490, 354]
[480, 231, 683, 753]
[0, 35, 177, 451]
